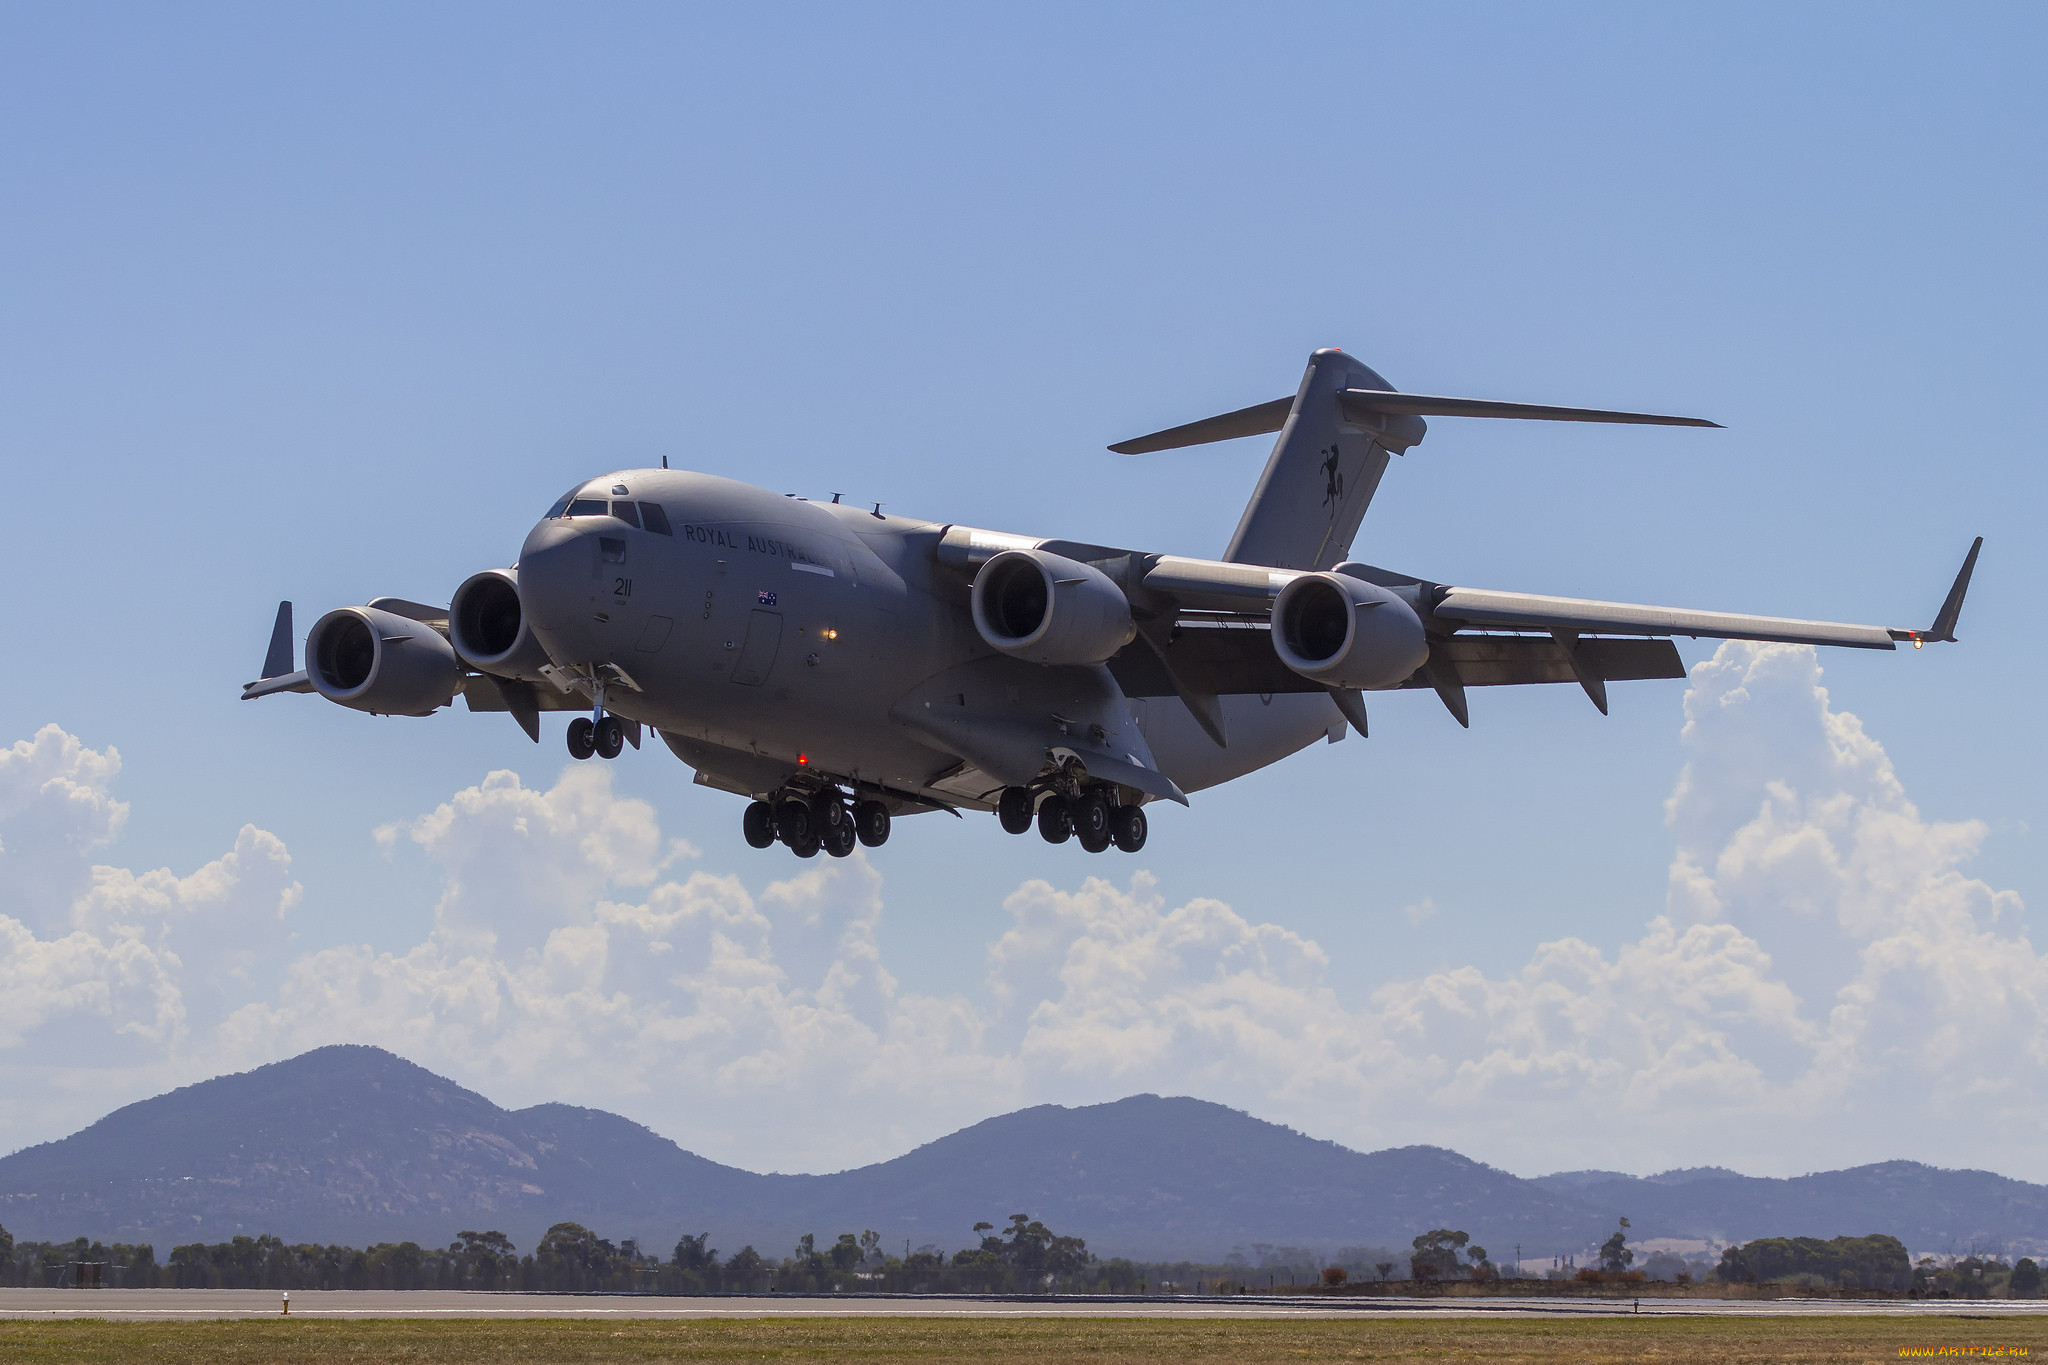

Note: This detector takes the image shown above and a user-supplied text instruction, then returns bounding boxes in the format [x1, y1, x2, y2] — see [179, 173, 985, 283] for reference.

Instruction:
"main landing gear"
[1000, 782, 1147, 853]
[744, 787, 891, 858]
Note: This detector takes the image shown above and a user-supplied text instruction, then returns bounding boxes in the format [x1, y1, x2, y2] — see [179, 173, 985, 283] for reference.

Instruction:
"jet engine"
[971, 549, 1135, 666]
[306, 605, 461, 715]
[1270, 572, 1428, 690]
[448, 569, 554, 681]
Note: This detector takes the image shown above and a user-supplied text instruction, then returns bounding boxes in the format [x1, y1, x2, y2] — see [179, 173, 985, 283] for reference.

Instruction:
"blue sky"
[2, 4, 2043, 1182]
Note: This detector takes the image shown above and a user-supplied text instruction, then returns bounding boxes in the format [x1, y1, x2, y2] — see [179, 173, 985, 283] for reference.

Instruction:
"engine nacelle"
[306, 606, 461, 715]
[448, 569, 554, 681]
[1271, 572, 1428, 690]
[971, 549, 1135, 666]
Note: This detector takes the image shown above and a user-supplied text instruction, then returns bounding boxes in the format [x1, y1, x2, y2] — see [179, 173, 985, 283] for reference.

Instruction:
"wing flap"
[1106, 626, 1684, 698]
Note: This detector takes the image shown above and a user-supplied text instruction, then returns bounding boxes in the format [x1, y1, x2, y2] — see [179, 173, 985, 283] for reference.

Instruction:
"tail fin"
[1225, 349, 1405, 571]
[1110, 349, 1718, 572]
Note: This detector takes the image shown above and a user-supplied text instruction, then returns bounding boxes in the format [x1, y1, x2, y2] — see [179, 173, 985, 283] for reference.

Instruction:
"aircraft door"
[730, 610, 783, 686]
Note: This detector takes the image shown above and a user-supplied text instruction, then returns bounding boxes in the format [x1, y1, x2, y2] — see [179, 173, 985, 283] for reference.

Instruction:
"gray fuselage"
[515, 469, 1340, 813]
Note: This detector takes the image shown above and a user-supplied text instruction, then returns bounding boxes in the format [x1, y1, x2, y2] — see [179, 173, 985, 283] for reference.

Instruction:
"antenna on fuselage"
[662, 456, 669, 469]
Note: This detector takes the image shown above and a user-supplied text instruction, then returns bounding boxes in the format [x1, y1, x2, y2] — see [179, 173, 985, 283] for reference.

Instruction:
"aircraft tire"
[790, 829, 822, 858]
[1037, 794, 1073, 844]
[854, 800, 891, 847]
[775, 798, 813, 846]
[742, 801, 777, 849]
[1112, 804, 1147, 853]
[594, 715, 625, 760]
[1072, 791, 1112, 848]
[997, 787, 1036, 835]
[566, 717, 596, 760]
[823, 817, 857, 858]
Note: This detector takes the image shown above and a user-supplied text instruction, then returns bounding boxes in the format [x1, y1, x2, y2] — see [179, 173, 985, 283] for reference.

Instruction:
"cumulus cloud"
[3, 642, 2042, 1179]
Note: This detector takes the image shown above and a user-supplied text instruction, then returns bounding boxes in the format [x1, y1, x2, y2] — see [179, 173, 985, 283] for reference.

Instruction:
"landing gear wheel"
[1037, 794, 1073, 844]
[1072, 791, 1112, 851]
[790, 829, 822, 858]
[742, 800, 776, 849]
[854, 800, 891, 847]
[774, 799, 813, 848]
[997, 786, 1036, 835]
[566, 717, 596, 760]
[1111, 804, 1148, 853]
[812, 793, 849, 833]
[823, 816, 857, 858]
[594, 715, 625, 760]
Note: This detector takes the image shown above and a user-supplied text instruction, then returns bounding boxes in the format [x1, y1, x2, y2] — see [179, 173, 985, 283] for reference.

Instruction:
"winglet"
[261, 602, 295, 679]
[1889, 537, 1982, 646]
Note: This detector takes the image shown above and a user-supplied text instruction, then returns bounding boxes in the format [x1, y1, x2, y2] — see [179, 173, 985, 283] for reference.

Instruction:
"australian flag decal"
[757, 590, 778, 606]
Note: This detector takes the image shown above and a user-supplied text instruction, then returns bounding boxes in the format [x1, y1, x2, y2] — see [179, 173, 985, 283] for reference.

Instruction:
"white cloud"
[4, 641, 2043, 1181]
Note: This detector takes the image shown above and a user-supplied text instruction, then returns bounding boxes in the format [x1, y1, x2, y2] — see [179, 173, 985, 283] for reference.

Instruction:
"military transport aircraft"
[244, 349, 1980, 858]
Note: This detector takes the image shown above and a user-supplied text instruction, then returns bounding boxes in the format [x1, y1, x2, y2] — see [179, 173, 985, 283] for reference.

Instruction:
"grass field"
[0, 1317, 2038, 1364]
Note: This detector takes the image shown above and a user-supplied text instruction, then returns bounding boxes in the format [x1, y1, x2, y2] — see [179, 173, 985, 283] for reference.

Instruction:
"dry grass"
[0, 1316, 2040, 1364]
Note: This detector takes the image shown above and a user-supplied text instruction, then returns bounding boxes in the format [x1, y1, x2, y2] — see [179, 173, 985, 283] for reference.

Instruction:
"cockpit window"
[546, 495, 574, 519]
[610, 500, 642, 529]
[566, 498, 607, 517]
[639, 501, 672, 535]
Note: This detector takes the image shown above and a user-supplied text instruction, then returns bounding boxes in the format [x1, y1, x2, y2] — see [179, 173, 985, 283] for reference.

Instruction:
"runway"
[4, 1288, 2047, 1320]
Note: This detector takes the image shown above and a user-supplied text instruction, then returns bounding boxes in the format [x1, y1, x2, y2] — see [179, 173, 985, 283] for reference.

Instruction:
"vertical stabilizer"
[1223, 349, 1420, 570]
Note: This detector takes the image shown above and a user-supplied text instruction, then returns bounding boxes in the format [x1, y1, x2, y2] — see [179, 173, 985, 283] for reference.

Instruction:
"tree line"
[0, 1214, 1288, 1294]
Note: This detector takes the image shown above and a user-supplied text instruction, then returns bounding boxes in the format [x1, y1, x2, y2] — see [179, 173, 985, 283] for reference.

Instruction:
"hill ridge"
[4, 1047, 2045, 1259]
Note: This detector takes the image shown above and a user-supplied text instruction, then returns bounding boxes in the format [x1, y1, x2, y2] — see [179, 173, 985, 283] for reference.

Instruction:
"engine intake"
[1271, 572, 1428, 690]
[449, 569, 554, 681]
[971, 549, 1135, 666]
[306, 606, 461, 715]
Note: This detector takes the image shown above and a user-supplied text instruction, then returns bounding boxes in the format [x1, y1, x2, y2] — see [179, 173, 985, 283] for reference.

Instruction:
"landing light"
[822, 629, 838, 640]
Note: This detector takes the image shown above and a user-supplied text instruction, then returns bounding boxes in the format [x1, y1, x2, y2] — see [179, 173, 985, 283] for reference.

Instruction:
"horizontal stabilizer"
[1110, 385, 1717, 454]
[1339, 390, 1719, 428]
[1109, 397, 1294, 455]
[242, 669, 313, 700]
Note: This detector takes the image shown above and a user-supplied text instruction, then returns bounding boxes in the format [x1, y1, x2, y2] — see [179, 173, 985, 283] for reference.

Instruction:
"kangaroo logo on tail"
[1320, 445, 1344, 510]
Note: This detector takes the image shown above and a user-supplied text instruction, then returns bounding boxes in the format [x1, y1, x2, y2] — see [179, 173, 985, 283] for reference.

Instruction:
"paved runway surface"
[5, 1289, 2048, 1320]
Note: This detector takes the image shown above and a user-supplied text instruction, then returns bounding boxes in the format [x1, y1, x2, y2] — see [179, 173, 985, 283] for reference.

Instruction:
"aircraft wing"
[1112, 538, 1980, 736]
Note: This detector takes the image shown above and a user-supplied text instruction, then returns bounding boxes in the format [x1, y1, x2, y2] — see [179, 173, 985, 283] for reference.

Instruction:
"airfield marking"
[5, 1289, 2048, 1320]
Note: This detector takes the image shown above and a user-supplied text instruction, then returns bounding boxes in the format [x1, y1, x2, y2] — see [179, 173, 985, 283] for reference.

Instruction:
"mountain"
[2, 1047, 2044, 1259]
[1532, 1164, 2048, 1256]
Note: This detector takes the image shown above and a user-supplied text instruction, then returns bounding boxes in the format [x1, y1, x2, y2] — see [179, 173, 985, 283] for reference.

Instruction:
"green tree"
[1598, 1219, 1633, 1275]
[2012, 1257, 2043, 1298]
[725, 1245, 767, 1291]
[1410, 1230, 1469, 1282]
[828, 1233, 863, 1272]
[0, 1222, 12, 1276]
[451, 1231, 515, 1290]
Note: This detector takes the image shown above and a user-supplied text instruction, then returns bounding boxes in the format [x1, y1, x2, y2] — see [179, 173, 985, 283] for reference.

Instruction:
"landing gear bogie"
[747, 782, 891, 855]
